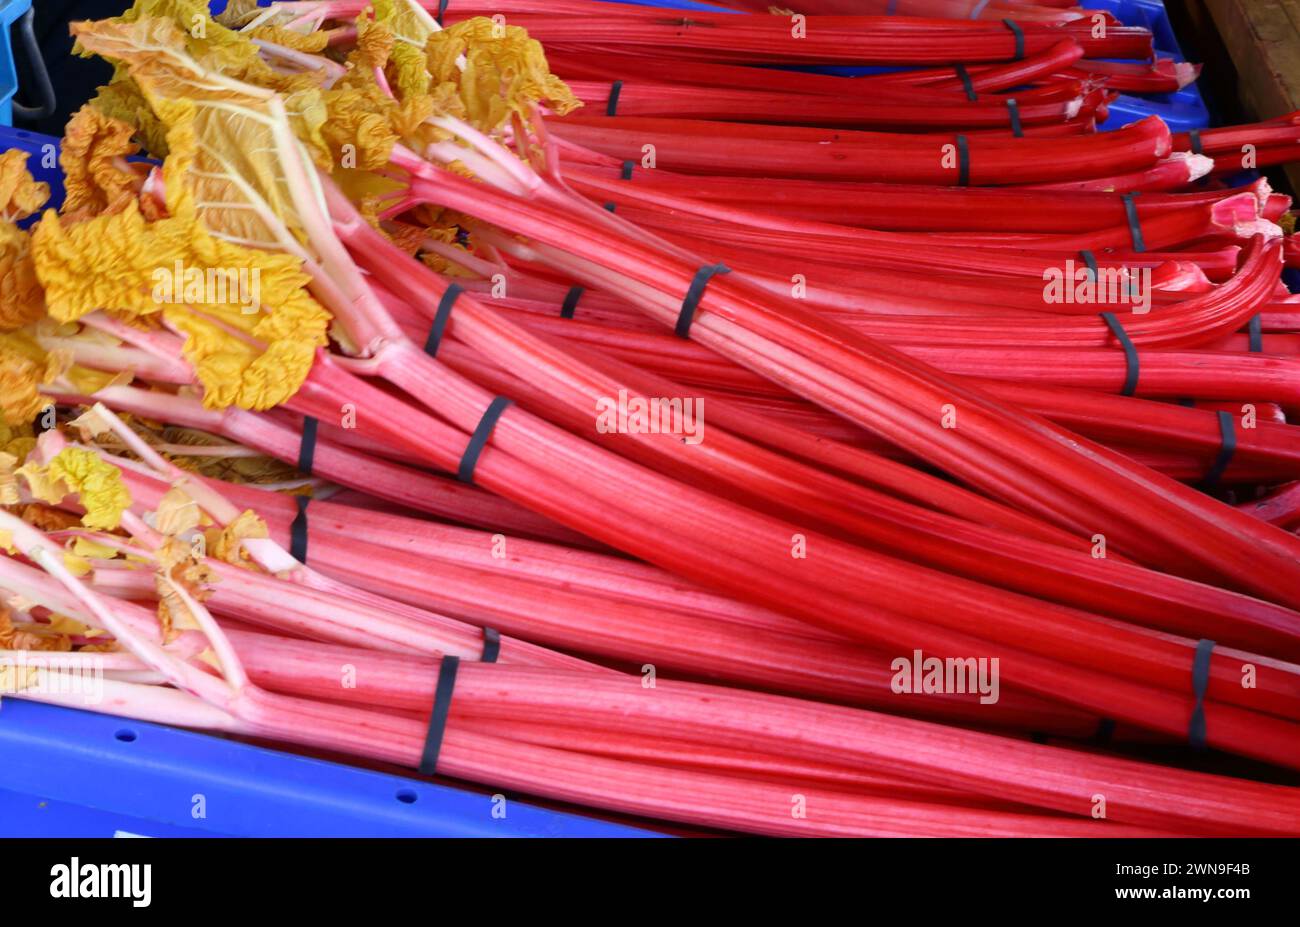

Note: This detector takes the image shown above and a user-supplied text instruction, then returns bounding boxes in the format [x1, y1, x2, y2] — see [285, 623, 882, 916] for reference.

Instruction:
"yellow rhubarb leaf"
[60, 106, 144, 220]
[44, 613, 105, 639]
[153, 486, 202, 537]
[213, 0, 263, 28]
[0, 338, 51, 427]
[206, 509, 268, 565]
[73, 16, 333, 246]
[0, 150, 50, 223]
[427, 18, 581, 137]
[88, 77, 172, 157]
[32, 196, 328, 411]
[44, 447, 133, 531]
[64, 551, 94, 577]
[373, 0, 437, 101]
[0, 153, 49, 333]
[356, 16, 396, 72]
[246, 25, 330, 54]
[71, 536, 123, 561]
[155, 535, 214, 639]
[110, 0, 326, 93]
[321, 83, 399, 171]
[0, 222, 44, 332]
[0, 451, 17, 505]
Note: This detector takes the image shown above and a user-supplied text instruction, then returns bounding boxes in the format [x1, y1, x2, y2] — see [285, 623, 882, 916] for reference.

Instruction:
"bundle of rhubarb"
[1, 0, 1299, 836]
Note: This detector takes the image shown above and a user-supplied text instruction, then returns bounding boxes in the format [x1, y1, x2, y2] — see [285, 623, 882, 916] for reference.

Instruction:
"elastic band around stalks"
[955, 133, 970, 186]
[603, 201, 617, 213]
[1093, 717, 1116, 745]
[970, 0, 992, 18]
[424, 283, 464, 359]
[606, 80, 623, 117]
[419, 655, 459, 775]
[1248, 314, 1262, 352]
[1122, 192, 1145, 252]
[620, 161, 634, 180]
[1079, 249, 1098, 282]
[481, 627, 501, 663]
[297, 416, 318, 477]
[1002, 18, 1025, 60]
[1202, 410, 1237, 490]
[1100, 311, 1139, 396]
[458, 397, 514, 484]
[1188, 639, 1215, 751]
[1006, 98, 1023, 137]
[290, 495, 310, 564]
[886, 0, 899, 13]
[561, 286, 584, 319]
[676, 264, 731, 338]
[1188, 128, 1203, 155]
[954, 64, 977, 101]
[436, 0, 448, 26]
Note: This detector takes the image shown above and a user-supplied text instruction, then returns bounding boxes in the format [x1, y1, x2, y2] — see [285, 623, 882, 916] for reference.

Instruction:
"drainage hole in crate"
[115, 729, 138, 743]
[395, 789, 418, 805]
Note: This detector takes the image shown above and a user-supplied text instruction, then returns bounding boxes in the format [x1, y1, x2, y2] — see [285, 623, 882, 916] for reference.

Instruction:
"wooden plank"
[1194, 0, 1300, 191]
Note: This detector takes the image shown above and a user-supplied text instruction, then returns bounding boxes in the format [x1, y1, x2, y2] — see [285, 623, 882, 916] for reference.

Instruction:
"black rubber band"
[1188, 128, 1203, 155]
[424, 283, 464, 359]
[1002, 18, 1025, 60]
[954, 64, 977, 101]
[620, 160, 634, 180]
[1247, 314, 1263, 353]
[1006, 97, 1023, 138]
[436, 0, 448, 26]
[676, 264, 731, 339]
[603, 201, 617, 213]
[1176, 397, 1196, 408]
[1093, 717, 1117, 746]
[1100, 311, 1140, 397]
[1202, 410, 1237, 490]
[297, 416, 319, 477]
[1079, 249, 1099, 283]
[561, 286, 584, 319]
[458, 397, 513, 484]
[886, 0, 900, 13]
[1188, 638, 1215, 751]
[1122, 192, 1145, 252]
[969, 0, 992, 17]
[419, 655, 459, 775]
[955, 133, 970, 187]
[481, 627, 501, 663]
[605, 80, 624, 117]
[290, 495, 310, 564]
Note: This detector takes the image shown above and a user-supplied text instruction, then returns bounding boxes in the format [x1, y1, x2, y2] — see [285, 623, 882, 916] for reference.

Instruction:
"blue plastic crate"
[1089, 0, 1210, 132]
[0, 701, 656, 837]
[0, 0, 32, 126]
